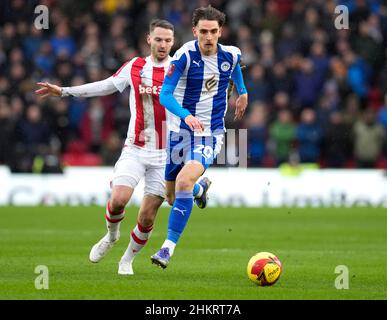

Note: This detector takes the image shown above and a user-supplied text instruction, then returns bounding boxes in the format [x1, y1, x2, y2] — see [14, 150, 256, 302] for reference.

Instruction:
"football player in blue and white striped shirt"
[151, 5, 248, 268]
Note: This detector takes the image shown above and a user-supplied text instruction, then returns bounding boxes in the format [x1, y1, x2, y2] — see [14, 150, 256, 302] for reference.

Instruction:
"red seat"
[376, 157, 387, 169]
[61, 153, 102, 166]
[344, 159, 356, 168]
[61, 140, 102, 166]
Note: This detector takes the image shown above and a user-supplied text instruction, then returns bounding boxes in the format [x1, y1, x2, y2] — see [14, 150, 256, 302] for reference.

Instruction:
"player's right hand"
[184, 115, 204, 133]
[35, 82, 62, 98]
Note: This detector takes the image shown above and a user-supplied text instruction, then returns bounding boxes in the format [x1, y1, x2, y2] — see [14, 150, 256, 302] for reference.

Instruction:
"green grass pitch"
[0, 206, 386, 300]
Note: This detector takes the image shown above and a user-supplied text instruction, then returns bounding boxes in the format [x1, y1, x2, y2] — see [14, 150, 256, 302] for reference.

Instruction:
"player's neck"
[198, 43, 218, 56]
[150, 55, 169, 65]
[201, 49, 217, 56]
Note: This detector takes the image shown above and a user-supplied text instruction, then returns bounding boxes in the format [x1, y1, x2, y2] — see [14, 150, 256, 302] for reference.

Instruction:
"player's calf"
[105, 200, 125, 242]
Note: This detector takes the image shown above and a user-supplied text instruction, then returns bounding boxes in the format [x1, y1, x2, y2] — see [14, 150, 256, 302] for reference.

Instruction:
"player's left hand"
[234, 93, 248, 121]
[35, 82, 62, 98]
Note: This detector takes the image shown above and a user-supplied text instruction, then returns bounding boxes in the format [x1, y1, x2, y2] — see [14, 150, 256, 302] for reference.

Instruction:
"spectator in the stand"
[269, 109, 296, 165]
[343, 50, 371, 108]
[34, 41, 55, 76]
[80, 29, 103, 72]
[50, 22, 76, 58]
[15, 104, 50, 147]
[323, 111, 353, 168]
[13, 104, 51, 172]
[22, 24, 44, 59]
[377, 93, 387, 156]
[379, 50, 387, 94]
[377, 93, 387, 132]
[0, 98, 15, 165]
[342, 93, 362, 127]
[329, 56, 350, 99]
[269, 91, 291, 123]
[55, 58, 74, 85]
[260, 0, 283, 38]
[308, 41, 330, 85]
[296, 109, 322, 163]
[316, 81, 340, 130]
[246, 63, 271, 103]
[380, 2, 387, 46]
[247, 102, 268, 167]
[45, 99, 71, 153]
[276, 23, 301, 60]
[80, 98, 113, 153]
[100, 131, 123, 166]
[353, 18, 384, 69]
[0, 77, 10, 96]
[1, 23, 19, 54]
[9, 95, 24, 121]
[8, 63, 27, 96]
[293, 58, 322, 109]
[349, 0, 371, 33]
[269, 61, 293, 94]
[353, 108, 385, 168]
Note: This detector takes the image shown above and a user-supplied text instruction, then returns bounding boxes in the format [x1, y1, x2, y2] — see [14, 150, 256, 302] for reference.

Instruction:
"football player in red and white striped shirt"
[36, 19, 209, 275]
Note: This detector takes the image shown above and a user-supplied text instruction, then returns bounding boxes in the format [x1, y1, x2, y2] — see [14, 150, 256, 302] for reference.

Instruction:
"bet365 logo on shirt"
[139, 84, 162, 95]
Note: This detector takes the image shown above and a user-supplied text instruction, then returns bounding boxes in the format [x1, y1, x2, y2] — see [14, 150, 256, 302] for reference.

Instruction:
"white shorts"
[112, 145, 166, 198]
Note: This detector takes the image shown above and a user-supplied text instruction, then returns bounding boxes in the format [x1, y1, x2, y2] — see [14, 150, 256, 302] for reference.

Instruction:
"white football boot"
[89, 232, 120, 263]
[118, 260, 134, 275]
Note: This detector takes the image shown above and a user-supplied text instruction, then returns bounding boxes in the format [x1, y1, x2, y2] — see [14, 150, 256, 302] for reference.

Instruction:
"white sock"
[105, 201, 125, 242]
[121, 223, 153, 263]
[162, 239, 176, 256]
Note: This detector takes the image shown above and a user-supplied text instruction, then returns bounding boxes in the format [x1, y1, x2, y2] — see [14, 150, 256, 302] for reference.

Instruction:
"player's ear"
[218, 26, 222, 37]
[146, 34, 151, 45]
[192, 26, 198, 38]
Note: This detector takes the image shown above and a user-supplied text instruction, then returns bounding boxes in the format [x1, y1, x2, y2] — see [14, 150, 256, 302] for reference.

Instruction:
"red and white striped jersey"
[112, 56, 171, 150]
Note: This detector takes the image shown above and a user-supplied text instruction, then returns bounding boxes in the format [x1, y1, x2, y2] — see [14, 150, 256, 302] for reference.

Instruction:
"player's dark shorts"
[165, 130, 224, 181]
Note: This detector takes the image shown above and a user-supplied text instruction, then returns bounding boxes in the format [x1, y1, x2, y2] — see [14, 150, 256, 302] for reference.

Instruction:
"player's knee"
[138, 215, 154, 228]
[138, 208, 156, 227]
[175, 176, 195, 192]
[110, 195, 128, 213]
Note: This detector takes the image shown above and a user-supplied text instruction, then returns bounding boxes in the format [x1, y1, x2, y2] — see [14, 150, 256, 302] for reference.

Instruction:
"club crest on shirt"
[221, 61, 231, 72]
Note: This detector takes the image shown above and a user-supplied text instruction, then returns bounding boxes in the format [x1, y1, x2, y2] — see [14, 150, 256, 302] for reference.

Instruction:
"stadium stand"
[0, 0, 386, 172]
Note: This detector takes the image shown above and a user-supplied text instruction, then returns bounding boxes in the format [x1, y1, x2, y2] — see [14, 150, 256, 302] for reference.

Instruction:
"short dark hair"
[192, 5, 226, 27]
[149, 19, 174, 33]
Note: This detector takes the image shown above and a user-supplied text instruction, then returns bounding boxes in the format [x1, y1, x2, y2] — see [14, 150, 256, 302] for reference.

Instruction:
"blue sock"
[167, 191, 193, 244]
[193, 183, 200, 197]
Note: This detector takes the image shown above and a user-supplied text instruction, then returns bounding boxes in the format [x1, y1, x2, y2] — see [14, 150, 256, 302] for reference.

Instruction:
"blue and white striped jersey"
[164, 40, 241, 136]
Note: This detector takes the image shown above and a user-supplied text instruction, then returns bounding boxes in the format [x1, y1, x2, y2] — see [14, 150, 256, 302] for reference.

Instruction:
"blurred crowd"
[0, 0, 387, 172]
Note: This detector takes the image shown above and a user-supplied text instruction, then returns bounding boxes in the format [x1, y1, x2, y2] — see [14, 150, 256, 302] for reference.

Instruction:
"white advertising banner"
[0, 166, 387, 207]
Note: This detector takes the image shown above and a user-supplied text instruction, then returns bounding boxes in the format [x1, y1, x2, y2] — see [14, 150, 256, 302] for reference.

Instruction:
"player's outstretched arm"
[35, 77, 119, 99]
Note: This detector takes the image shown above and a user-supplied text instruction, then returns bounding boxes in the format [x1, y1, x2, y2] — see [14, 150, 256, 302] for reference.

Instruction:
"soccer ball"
[247, 252, 282, 286]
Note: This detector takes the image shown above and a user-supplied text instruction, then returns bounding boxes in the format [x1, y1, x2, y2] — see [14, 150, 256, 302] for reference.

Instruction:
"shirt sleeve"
[163, 53, 187, 87]
[231, 63, 247, 95]
[159, 53, 191, 120]
[110, 59, 135, 92]
[61, 77, 118, 97]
